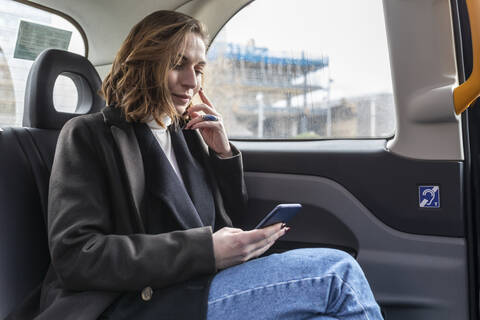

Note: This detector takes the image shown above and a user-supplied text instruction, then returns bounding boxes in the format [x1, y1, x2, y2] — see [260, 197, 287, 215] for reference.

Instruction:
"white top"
[146, 116, 186, 188]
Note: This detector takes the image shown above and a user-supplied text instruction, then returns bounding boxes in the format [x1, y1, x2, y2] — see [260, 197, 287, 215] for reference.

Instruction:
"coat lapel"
[134, 122, 204, 229]
[102, 107, 145, 232]
[101, 106, 219, 231]
[180, 129, 234, 230]
[170, 126, 216, 227]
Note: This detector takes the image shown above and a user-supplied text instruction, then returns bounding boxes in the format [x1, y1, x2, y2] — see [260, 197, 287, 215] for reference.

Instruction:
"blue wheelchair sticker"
[418, 186, 440, 208]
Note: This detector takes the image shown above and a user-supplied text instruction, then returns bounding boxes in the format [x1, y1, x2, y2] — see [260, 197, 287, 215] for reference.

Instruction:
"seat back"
[0, 49, 104, 318]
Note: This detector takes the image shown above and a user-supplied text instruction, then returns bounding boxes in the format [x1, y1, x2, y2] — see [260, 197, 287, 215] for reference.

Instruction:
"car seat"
[0, 49, 104, 318]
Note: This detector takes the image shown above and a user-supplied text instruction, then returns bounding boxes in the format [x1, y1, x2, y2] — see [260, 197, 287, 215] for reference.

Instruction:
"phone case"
[255, 203, 302, 229]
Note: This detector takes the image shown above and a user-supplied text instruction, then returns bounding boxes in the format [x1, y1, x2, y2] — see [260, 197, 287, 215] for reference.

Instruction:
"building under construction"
[206, 41, 334, 138]
[206, 41, 394, 139]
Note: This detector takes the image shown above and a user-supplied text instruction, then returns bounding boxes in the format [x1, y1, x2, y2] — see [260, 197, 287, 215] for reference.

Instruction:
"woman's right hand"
[212, 223, 289, 270]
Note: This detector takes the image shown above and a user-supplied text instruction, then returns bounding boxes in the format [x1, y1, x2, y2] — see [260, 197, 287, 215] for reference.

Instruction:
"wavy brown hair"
[101, 10, 208, 127]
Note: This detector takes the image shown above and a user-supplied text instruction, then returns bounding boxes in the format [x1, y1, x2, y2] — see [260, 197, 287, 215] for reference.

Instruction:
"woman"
[35, 10, 382, 320]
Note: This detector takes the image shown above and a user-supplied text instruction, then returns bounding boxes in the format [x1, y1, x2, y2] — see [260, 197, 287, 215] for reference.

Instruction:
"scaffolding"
[207, 41, 331, 138]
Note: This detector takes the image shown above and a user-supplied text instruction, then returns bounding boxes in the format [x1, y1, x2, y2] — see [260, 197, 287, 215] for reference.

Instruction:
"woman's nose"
[180, 68, 198, 89]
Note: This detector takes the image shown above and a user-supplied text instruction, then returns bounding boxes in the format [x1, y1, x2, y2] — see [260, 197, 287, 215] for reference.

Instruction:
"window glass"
[53, 75, 78, 113]
[206, 0, 395, 139]
[0, 0, 85, 127]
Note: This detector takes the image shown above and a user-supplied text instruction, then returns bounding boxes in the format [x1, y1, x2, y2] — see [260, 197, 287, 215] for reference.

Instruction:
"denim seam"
[208, 273, 371, 320]
[326, 275, 371, 320]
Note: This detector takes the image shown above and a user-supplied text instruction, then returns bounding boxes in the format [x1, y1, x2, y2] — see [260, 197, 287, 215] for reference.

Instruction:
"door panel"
[234, 140, 469, 320]
[236, 139, 464, 236]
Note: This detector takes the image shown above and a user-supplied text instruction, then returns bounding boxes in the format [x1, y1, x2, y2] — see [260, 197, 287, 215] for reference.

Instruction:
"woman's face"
[168, 33, 206, 115]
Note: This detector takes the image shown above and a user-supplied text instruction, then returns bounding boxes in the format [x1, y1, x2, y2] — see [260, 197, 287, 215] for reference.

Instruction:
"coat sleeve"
[208, 143, 248, 224]
[48, 116, 216, 292]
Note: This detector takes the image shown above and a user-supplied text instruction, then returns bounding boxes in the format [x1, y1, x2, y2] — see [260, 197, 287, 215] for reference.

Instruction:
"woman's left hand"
[184, 89, 232, 157]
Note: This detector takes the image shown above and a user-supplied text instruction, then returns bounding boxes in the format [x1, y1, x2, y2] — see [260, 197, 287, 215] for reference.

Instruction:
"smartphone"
[255, 203, 302, 229]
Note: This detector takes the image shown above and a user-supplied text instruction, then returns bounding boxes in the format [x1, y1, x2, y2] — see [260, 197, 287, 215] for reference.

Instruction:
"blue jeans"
[207, 248, 383, 320]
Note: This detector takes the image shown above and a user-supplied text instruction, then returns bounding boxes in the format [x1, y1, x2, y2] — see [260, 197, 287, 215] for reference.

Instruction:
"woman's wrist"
[215, 142, 233, 158]
[217, 149, 233, 158]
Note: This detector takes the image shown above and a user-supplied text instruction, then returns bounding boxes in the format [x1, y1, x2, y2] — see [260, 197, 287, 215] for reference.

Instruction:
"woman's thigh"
[206, 248, 382, 320]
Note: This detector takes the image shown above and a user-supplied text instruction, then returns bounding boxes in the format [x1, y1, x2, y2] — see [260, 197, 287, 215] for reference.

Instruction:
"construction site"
[205, 40, 394, 139]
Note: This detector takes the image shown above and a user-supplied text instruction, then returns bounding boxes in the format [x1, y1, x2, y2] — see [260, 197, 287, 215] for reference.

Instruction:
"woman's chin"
[175, 104, 188, 115]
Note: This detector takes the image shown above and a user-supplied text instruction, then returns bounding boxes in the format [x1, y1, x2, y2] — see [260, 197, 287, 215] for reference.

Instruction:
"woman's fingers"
[187, 103, 220, 117]
[245, 240, 276, 261]
[243, 225, 287, 259]
[184, 103, 222, 130]
[212, 224, 289, 270]
[242, 223, 284, 244]
[189, 111, 201, 119]
[233, 223, 286, 260]
[184, 115, 203, 129]
[189, 120, 223, 131]
[199, 88, 215, 109]
[185, 113, 222, 130]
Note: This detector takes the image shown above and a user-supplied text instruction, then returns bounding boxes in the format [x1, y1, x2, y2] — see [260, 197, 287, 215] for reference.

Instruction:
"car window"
[206, 0, 395, 139]
[0, 0, 85, 127]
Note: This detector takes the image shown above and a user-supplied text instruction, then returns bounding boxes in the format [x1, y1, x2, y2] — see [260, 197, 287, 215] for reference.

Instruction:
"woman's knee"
[276, 248, 362, 277]
[279, 247, 355, 264]
[280, 249, 374, 299]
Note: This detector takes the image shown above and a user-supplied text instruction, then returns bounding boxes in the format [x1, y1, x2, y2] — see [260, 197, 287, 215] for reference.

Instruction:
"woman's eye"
[195, 69, 203, 76]
[173, 64, 183, 70]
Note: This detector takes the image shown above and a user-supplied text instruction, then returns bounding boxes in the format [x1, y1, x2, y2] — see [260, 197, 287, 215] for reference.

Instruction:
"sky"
[215, 0, 393, 102]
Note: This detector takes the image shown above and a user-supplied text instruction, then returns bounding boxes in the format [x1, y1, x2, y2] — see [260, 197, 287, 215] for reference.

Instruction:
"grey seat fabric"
[0, 49, 105, 319]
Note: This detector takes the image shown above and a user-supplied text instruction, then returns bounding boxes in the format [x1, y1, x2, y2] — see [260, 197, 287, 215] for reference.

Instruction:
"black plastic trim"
[454, 0, 479, 319]
[451, 0, 480, 320]
[240, 140, 464, 237]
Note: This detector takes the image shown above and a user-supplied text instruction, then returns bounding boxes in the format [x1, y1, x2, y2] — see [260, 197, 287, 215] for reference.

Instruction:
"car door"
[180, 0, 477, 319]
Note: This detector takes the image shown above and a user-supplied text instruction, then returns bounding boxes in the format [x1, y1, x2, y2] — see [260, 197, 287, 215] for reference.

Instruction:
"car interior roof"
[25, 0, 251, 66]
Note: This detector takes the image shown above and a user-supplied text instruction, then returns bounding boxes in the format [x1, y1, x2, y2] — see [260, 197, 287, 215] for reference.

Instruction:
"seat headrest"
[23, 49, 105, 130]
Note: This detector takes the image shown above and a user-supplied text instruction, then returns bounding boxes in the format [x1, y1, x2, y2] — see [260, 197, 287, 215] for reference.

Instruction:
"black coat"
[15, 106, 247, 319]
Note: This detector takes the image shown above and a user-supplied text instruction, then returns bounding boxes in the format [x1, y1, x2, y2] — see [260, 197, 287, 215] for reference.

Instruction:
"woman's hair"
[101, 10, 208, 126]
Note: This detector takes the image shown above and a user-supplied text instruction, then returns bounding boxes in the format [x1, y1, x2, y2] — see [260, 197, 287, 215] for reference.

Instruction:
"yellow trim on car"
[454, 0, 480, 115]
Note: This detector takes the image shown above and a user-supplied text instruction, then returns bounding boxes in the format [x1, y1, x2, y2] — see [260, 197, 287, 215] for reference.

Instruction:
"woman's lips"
[172, 93, 191, 105]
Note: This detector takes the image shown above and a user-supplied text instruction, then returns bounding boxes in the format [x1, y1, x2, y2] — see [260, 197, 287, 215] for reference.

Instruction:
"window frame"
[205, 0, 396, 142]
